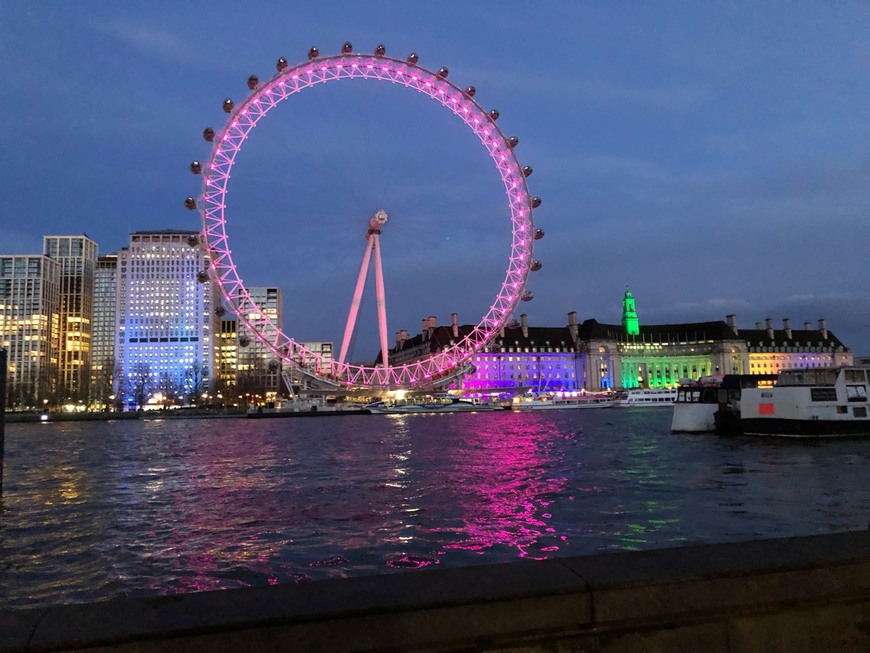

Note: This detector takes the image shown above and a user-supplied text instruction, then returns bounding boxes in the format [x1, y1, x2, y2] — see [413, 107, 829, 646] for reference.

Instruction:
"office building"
[235, 286, 283, 400]
[91, 253, 118, 407]
[215, 317, 238, 404]
[0, 254, 60, 407]
[43, 235, 98, 402]
[115, 230, 218, 408]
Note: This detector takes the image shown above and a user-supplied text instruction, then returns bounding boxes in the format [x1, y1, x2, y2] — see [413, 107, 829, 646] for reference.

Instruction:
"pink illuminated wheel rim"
[191, 46, 541, 390]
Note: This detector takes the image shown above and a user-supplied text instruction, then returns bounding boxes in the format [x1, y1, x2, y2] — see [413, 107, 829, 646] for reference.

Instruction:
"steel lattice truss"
[191, 46, 540, 390]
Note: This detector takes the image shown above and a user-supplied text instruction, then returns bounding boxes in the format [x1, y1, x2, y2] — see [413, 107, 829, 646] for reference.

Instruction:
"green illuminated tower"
[622, 287, 640, 336]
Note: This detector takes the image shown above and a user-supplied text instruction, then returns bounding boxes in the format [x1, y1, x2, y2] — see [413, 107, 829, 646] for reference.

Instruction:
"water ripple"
[1, 410, 868, 608]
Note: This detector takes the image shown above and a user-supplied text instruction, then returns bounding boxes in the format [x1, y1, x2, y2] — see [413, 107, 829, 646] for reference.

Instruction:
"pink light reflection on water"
[0, 415, 576, 605]
[410, 411, 570, 562]
[131, 425, 321, 596]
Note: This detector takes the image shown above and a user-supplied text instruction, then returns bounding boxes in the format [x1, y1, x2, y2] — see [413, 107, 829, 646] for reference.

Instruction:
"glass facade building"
[115, 230, 218, 408]
[43, 235, 97, 402]
[91, 254, 118, 407]
[215, 317, 238, 404]
[0, 254, 60, 407]
[235, 286, 283, 400]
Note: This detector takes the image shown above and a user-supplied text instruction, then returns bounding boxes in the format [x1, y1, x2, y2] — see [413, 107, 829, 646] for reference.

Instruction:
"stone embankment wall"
[1, 530, 867, 652]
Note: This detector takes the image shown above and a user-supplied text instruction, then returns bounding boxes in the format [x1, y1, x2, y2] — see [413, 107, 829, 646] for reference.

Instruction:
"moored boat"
[670, 374, 777, 433]
[247, 397, 369, 418]
[365, 394, 501, 414]
[613, 387, 678, 407]
[720, 365, 870, 438]
[512, 392, 613, 410]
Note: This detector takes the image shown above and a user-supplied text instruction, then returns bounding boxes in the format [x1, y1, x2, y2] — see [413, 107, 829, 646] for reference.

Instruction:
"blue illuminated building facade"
[115, 230, 218, 408]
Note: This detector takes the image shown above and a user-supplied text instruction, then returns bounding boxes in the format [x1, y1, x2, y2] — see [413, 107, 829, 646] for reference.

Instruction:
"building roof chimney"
[520, 313, 528, 338]
[818, 318, 828, 340]
[765, 317, 774, 340]
[726, 314, 738, 335]
[451, 312, 459, 339]
[783, 318, 792, 340]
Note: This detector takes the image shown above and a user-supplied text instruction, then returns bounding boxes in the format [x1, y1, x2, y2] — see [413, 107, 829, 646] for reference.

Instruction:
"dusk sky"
[2, 2, 868, 357]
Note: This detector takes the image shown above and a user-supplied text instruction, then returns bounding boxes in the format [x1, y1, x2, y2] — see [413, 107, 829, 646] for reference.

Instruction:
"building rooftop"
[130, 229, 199, 236]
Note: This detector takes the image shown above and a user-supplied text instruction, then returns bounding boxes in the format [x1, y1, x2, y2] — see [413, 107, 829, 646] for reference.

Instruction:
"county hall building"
[385, 289, 852, 394]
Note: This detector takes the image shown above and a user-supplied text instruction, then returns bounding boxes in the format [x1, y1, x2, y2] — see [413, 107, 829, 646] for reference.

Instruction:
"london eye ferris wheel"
[186, 43, 544, 391]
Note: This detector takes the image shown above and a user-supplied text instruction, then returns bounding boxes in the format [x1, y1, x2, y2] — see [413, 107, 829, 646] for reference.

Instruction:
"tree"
[112, 361, 126, 412]
[128, 363, 151, 411]
[37, 364, 56, 409]
[5, 376, 17, 410]
[210, 370, 232, 408]
[90, 355, 116, 411]
[158, 371, 178, 408]
[185, 359, 208, 406]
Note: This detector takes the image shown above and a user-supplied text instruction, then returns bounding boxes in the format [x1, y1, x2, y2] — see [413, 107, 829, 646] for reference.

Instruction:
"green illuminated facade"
[388, 294, 853, 394]
[577, 303, 852, 391]
[621, 287, 639, 336]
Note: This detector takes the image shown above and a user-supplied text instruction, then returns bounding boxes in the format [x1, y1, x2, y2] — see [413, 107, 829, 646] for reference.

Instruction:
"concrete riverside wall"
[1, 530, 868, 653]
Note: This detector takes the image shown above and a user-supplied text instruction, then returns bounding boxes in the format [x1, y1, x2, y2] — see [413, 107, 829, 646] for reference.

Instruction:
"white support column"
[338, 211, 390, 367]
[372, 236, 389, 369]
[338, 242, 374, 365]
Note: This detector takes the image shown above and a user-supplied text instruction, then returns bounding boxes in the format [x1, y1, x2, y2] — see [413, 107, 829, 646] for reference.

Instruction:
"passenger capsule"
[247, 75, 259, 90]
[489, 109, 500, 121]
[276, 57, 288, 72]
[464, 85, 476, 97]
[239, 335, 251, 347]
[186, 234, 199, 247]
[437, 67, 448, 78]
[184, 197, 197, 210]
[530, 260, 543, 271]
[534, 228, 545, 240]
[268, 359, 280, 371]
[196, 271, 208, 283]
[521, 290, 534, 302]
[222, 98, 234, 113]
[522, 165, 533, 177]
[508, 136, 519, 148]
[406, 52, 419, 64]
[202, 127, 215, 142]
[342, 41, 353, 54]
[308, 46, 319, 60]
[374, 44, 386, 56]
[215, 305, 226, 317]
[189, 161, 202, 174]
[531, 196, 542, 208]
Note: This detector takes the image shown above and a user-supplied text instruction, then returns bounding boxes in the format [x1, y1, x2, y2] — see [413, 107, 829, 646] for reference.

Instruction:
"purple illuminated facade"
[385, 313, 583, 394]
[384, 306, 853, 394]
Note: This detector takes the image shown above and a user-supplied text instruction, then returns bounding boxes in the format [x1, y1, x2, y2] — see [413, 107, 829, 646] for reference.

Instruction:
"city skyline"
[2, 2, 868, 355]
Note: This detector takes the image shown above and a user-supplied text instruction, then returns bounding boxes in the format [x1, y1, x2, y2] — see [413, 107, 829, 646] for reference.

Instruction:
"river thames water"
[1, 408, 868, 609]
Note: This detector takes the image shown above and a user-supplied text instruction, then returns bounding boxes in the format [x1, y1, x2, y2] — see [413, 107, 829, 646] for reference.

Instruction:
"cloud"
[87, 18, 197, 63]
